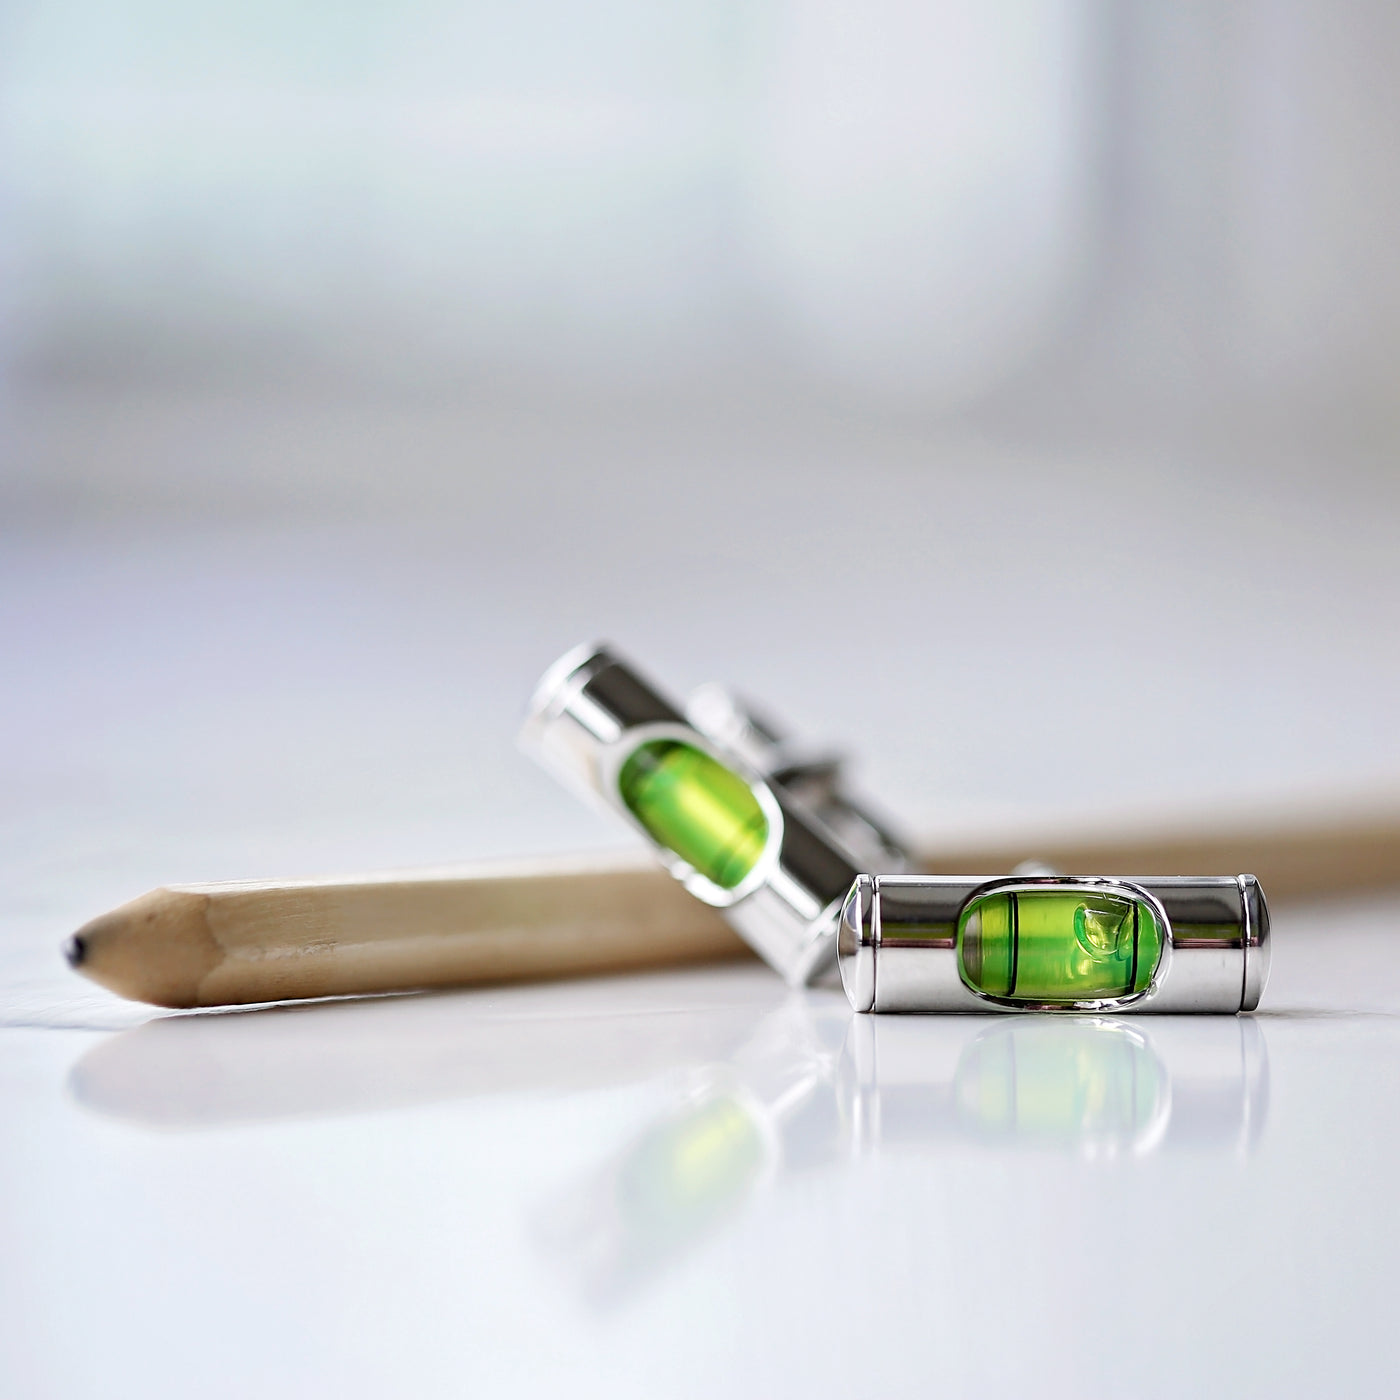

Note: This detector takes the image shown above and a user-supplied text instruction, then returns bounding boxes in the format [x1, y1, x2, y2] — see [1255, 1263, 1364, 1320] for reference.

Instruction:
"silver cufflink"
[521, 643, 902, 985]
[523, 643, 1272, 1013]
[838, 873, 1270, 1014]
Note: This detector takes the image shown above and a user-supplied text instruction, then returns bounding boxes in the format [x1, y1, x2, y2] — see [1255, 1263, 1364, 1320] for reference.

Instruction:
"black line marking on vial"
[1129, 899, 1140, 992]
[1008, 892, 1020, 997]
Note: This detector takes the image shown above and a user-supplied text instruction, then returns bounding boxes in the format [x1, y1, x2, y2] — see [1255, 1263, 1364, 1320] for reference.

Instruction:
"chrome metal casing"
[1240, 875, 1271, 1011]
[838, 873, 1271, 1014]
[521, 643, 870, 985]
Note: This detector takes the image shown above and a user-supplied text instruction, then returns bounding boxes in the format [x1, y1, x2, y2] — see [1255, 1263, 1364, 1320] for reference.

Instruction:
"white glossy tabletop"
[4, 480, 1400, 1398]
[6, 901, 1400, 1398]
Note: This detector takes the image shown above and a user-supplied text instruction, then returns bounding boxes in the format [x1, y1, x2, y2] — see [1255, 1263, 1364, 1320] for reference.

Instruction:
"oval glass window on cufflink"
[838, 874, 1269, 1014]
[617, 740, 770, 892]
[958, 886, 1165, 1003]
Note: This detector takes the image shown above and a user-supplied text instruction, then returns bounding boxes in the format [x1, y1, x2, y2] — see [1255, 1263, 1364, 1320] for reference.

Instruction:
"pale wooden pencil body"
[69, 810, 1400, 1008]
[70, 852, 745, 1008]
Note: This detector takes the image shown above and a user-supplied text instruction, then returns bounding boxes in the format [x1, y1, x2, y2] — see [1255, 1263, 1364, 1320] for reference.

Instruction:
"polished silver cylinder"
[838, 873, 1270, 1014]
[521, 643, 867, 985]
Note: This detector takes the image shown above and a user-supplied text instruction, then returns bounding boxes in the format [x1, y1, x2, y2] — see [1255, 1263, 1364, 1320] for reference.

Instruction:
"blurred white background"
[4, 2, 1399, 448]
[2, 0, 1399, 899]
[5, 12, 1400, 1399]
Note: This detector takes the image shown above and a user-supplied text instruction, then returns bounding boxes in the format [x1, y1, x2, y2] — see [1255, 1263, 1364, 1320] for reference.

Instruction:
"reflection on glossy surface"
[957, 1020, 1171, 1153]
[843, 1015, 1268, 1158]
[68, 968, 1270, 1314]
[71, 981, 1268, 1175]
[534, 1001, 848, 1301]
[67, 980, 773, 1128]
[536, 1005, 1270, 1300]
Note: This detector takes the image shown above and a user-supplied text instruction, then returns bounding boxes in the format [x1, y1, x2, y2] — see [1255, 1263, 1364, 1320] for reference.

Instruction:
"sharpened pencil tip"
[65, 934, 87, 968]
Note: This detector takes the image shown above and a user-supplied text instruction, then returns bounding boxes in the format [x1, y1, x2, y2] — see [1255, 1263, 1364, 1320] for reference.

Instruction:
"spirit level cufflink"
[838, 873, 1270, 1014]
[521, 643, 899, 985]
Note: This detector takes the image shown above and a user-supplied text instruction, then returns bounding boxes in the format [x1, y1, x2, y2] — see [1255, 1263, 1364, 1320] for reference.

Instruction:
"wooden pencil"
[67, 852, 741, 1009]
[67, 806, 1400, 1009]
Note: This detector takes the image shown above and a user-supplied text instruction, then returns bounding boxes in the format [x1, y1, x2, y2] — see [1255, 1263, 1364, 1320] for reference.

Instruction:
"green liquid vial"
[618, 741, 770, 890]
[958, 887, 1164, 1003]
